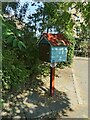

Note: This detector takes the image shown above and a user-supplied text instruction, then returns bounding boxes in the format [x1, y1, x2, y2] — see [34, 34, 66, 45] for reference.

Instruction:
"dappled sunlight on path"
[2, 72, 74, 119]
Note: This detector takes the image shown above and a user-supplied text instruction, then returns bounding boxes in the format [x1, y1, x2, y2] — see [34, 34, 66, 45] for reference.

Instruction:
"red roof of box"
[43, 33, 70, 46]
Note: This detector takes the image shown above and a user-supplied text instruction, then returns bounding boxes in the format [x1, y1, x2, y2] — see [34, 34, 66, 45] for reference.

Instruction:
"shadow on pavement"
[2, 75, 74, 119]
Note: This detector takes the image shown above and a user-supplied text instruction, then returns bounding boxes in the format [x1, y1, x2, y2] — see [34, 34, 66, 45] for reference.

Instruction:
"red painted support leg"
[50, 66, 55, 96]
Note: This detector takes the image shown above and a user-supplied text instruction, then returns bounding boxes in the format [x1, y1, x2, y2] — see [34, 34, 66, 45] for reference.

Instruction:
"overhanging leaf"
[18, 41, 26, 50]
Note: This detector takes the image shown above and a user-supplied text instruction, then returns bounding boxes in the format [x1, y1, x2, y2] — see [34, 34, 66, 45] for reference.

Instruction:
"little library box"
[39, 33, 69, 63]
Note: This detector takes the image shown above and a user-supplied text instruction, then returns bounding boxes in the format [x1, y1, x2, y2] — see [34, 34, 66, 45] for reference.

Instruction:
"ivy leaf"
[18, 41, 26, 50]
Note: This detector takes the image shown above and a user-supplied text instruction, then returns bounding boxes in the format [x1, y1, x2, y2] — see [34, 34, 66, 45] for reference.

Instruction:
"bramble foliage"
[2, 19, 26, 50]
[2, 49, 30, 90]
[2, 15, 39, 91]
[2, 17, 29, 90]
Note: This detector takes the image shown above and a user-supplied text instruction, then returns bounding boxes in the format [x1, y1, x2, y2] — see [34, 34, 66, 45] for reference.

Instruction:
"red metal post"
[50, 66, 55, 96]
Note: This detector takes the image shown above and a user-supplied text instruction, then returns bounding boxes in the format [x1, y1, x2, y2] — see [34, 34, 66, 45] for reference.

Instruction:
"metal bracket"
[50, 63, 57, 68]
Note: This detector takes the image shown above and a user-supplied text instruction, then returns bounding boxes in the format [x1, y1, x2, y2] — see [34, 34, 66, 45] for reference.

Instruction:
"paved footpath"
[72, 57, 88, 105]
[69, 57, 88, 118]
[1, 57, 89, 119]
